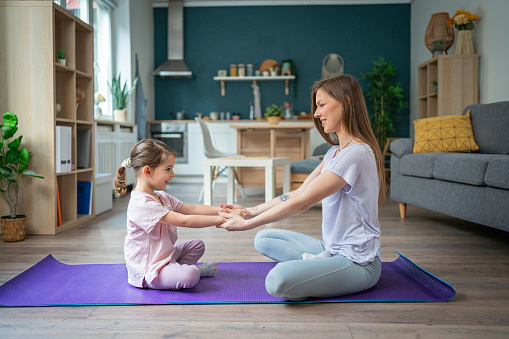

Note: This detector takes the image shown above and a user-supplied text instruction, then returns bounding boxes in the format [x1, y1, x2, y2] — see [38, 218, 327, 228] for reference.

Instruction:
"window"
[54, 0, 91, 24]
[93, 1, 113, 118]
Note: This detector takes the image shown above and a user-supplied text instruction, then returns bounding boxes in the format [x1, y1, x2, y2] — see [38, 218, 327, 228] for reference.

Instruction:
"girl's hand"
[221, 208, 249, 219]
[220, 203, 245, 210]
[217, 212, 253, 231]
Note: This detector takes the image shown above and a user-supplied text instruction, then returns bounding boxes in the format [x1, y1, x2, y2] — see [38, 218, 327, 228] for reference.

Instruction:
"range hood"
[153, 0, 193, 78]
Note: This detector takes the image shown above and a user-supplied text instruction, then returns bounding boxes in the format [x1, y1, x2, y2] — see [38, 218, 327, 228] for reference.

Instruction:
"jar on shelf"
[284, 102, 294, 119]
[238, 64, 246, 77]
[246, 64, 254, 76]
[229, 64, 237, 77]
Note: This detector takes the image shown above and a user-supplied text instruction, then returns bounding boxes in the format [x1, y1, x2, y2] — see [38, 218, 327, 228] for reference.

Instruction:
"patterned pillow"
[413, 110, 480, 154]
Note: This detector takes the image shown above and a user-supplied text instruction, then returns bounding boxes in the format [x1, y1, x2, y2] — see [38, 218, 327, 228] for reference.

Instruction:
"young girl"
[218, 74, 385, 301]
[114, 139, 245, 290]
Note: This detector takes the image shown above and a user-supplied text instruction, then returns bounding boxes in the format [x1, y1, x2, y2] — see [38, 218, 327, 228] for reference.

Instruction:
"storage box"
[95, 173, 113, 215]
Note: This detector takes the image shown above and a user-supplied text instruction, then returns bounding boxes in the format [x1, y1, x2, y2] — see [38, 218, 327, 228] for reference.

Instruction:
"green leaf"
[2, 126, 17, 140]
[0, 165, 13, 179]
[22, 170, 44, 179]
[5, 148, 20, 164]
[19, 148, 29, 165]
[7, 136, 21, 150]
[3, 112, 18, 128]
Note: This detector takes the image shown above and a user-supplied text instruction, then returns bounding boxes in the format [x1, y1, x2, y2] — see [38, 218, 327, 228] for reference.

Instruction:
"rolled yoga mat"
[0, 251, 455, 307]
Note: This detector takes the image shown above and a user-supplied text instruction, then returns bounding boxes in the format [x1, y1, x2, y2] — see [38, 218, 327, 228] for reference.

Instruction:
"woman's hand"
[216, 212, 253, 231]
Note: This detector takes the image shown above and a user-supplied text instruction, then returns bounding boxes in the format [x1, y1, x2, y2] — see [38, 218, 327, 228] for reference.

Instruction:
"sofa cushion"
[433, 153, 501, 186]
[291, 159, 322, 174]
[484, 157, 509, 189]
[465, 101, 509, 155]
[413, 111, 479, 154]
[390, 138, 414, 157]
[400, 153, 442, 178]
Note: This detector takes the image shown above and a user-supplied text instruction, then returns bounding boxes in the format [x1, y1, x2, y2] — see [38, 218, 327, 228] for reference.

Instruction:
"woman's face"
[314, 88, 344, 134]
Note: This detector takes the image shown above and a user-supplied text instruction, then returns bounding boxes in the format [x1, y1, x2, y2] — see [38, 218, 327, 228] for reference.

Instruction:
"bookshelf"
[0, 2, 95, 234]
[417, 55, 478, 119]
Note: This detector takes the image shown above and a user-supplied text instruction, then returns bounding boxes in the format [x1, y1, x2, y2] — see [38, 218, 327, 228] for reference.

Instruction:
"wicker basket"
[1, 215, 27, 242]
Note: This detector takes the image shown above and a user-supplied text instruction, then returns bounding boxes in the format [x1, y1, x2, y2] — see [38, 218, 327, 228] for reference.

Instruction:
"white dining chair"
[195, 117, 245, 202]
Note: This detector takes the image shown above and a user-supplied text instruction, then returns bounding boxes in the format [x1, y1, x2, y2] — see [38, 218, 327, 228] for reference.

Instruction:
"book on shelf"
[56, 126, 72, 173]
[77, 129, 91, 169]
[56, 181, 62, 227]
[77, 181, 93, 215]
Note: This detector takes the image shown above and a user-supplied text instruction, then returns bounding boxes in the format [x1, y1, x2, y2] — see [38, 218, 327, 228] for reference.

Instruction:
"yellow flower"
[94, 92, 106, 103]
[447, 10, 479, 30]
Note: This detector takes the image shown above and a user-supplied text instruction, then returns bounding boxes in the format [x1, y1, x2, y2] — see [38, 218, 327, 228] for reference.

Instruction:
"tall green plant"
[361, 57, 405, 150]
[0, 112, 44, 217]
[108, 74, 138, 110]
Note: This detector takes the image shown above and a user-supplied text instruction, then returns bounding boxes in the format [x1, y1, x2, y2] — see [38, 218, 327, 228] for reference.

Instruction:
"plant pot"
[113, 109, 127, 122]
[57, 59, 67, 66]
[267, 116, 280, 125]
[1, 215, 27, 242]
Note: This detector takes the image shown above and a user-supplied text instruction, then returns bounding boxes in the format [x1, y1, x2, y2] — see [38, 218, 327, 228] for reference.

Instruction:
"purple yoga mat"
[0, 252, 455, 307]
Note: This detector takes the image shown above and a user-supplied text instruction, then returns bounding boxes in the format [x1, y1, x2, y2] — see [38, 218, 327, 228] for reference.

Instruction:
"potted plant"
[108, 74, 138, 122]
[0, 112, 44, 241]
[56, 48, 66, 66]
[360, 57, 406, 152]
[265, 104, 283, 125]
[431, 39, 446, 57]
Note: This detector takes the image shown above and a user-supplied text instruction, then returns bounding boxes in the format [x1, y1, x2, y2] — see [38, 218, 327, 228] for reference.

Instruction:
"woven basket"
[1, 215, 27, 242]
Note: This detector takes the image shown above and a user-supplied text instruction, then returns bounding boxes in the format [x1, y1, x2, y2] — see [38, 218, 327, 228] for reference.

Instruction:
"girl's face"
[314, 88, 344, 134]
[149, 154, 176, 190]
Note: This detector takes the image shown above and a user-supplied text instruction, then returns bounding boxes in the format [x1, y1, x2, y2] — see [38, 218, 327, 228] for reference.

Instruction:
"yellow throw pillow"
[413, 110, 479, 154]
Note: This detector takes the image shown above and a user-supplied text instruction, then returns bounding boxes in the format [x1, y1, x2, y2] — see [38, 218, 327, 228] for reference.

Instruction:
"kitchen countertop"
[147, 119, 313, 124]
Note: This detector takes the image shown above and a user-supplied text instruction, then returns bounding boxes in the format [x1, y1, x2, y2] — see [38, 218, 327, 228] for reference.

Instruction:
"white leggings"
[143, 239, 204, 290]
[254, 229, 381, 300]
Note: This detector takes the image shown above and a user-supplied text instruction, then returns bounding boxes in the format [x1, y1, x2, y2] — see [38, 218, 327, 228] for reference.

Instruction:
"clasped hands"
[216, 203, 251, 231]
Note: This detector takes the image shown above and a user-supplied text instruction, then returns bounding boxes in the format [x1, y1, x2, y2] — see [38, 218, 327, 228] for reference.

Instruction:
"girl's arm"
[179, 203, 248, 219]
[218, 168, 347, 232]
[222, 160, 326, 218]
[159, 209, 226, 229]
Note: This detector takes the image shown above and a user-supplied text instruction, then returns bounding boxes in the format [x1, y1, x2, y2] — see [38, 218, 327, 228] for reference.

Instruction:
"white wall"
[112, 0, 155, 124]
[410, 0, 509, 135]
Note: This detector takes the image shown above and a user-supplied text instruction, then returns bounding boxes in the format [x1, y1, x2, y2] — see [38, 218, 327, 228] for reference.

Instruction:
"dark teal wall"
[154, 4, 411, 137]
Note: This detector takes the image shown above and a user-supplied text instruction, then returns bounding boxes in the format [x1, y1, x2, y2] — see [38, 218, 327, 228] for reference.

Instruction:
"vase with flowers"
[448, 10, 479, 55]
[94, 92, 106, 119]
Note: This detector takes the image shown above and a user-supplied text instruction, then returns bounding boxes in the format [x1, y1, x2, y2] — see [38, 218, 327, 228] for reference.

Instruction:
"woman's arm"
[217, 169, 348, 231]
[222, 160, 326, 218]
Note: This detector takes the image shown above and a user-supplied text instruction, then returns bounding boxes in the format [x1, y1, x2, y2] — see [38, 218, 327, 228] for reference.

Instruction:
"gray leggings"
[254, 229, 381, 301]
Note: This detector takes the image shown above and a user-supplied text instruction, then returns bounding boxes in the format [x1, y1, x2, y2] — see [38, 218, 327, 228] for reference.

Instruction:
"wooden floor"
[1, 182, 509, 338]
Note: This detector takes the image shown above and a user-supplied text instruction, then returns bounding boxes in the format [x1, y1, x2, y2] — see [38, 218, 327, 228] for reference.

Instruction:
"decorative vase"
[267, 116, 280, 125]
[94, 106, 102, 119]
[1, 215, 27, 242]
[425, 12, 455, 53]
[113, 109, 127, 122]
[455, 30, 474, 55]
[57, 59, 67, 66]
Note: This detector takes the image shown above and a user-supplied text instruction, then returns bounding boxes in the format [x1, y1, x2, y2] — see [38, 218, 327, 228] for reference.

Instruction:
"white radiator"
[95, 122, 138, 188]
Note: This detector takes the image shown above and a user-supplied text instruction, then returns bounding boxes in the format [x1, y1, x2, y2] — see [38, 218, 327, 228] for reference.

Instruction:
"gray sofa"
[390, 101, 509, 232]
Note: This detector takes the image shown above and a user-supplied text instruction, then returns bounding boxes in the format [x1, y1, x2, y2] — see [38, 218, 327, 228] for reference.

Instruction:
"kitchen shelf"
[213, 75, 296, 96]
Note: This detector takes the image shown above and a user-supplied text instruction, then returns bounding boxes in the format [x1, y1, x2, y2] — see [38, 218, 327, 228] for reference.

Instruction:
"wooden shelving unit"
[213, 75, 296, 96]
[417, 55, 478, 119]
[0, 2, 95, 234]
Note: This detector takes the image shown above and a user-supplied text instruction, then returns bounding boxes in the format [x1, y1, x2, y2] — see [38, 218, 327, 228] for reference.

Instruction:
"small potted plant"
[108, 73, 138, 122]
[265, 104, 283, 125]
[56, 48, 66, 66]
[431, 39, 446, 57]
[0, 112, 44, 241]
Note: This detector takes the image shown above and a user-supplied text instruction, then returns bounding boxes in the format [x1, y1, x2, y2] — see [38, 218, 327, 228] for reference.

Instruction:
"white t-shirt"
[124, 190, 183, 287]
[321, 143, 381, 265]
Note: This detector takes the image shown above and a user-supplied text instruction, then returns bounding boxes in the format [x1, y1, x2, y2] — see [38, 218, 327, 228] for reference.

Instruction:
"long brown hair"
[114, 139, 178, 196]
[311, 74, 385, 207]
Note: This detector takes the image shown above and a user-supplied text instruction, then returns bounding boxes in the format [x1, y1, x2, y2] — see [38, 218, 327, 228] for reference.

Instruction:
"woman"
[218, 74, 386, 301]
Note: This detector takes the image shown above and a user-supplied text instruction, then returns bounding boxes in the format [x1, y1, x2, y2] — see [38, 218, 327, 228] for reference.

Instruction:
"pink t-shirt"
[124, 190, 183, 287]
